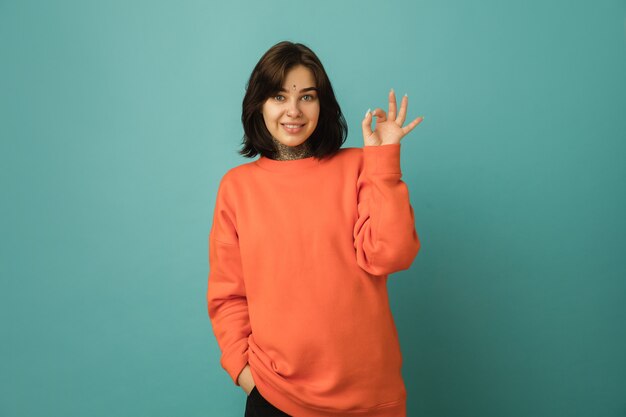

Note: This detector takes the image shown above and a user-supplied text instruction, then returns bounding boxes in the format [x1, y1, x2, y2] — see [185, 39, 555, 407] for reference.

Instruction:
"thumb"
[361, 108, 373, 142]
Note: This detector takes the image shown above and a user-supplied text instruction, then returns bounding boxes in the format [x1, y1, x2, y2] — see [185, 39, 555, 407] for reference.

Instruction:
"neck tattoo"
[269, 137, 314, 160]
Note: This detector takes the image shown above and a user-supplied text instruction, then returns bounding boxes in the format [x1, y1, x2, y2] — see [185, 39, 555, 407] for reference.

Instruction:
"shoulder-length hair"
[239, 41, 348, 159]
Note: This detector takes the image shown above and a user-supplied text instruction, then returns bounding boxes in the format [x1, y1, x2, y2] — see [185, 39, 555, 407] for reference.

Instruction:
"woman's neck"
[268, 137, 314, 160]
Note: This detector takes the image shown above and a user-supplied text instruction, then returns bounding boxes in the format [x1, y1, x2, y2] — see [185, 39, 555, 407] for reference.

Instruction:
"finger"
[388, 89, 397, 121]
[371, 108, 387, 122]
[362, 108, 374, 142]
[401, 115, 424, 136]
[396, 94, 408, 126]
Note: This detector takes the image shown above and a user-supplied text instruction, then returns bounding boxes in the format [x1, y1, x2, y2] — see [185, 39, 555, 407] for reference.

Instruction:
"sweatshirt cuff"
[222, 342, 249, 386]
[363, 143, 402, 175]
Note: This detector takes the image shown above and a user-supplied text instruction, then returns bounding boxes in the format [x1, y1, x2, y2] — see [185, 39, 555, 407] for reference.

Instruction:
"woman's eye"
[302, 95, 316, 101]
[273, 95, 285, 101]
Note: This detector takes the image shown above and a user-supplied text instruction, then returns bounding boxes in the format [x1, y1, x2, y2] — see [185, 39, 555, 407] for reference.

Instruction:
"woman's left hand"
[362, 88, 424, 147]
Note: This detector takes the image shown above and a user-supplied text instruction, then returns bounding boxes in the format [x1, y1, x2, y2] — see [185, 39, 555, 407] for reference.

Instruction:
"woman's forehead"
[283, 65, 316, 85]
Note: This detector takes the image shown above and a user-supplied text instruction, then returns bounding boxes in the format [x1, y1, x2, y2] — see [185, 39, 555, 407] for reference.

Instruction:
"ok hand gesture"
[362, 88, 424, 147]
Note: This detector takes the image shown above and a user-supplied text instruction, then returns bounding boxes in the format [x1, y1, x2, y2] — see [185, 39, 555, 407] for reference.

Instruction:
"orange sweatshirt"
[207, 143, 420, 417]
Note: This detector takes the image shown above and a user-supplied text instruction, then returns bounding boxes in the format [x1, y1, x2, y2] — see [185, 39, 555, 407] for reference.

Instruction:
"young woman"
[207, 40, 424, 417]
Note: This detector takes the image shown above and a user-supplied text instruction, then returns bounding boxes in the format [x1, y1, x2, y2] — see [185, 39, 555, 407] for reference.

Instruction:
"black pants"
[245, 386, 291, 417]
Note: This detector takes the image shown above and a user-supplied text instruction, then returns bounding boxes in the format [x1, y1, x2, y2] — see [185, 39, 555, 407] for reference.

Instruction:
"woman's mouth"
[281, 123, 305, 134]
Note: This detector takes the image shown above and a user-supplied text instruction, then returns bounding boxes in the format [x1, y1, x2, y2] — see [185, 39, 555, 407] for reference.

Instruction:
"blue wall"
[2, 1, 625, 416]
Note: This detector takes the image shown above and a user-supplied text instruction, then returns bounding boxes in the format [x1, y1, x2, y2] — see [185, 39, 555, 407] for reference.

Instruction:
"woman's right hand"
[237, 364, 256, 395]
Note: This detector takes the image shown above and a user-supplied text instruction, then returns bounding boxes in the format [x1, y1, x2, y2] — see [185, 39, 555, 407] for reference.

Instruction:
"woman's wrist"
[237, 364, 256, 394]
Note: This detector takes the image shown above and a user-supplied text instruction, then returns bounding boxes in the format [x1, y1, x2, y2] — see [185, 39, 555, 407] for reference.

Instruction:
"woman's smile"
[281, 123, 306, 134]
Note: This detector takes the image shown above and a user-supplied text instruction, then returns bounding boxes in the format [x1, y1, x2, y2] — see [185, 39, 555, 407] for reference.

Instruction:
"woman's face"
[261, 65, 320, 148]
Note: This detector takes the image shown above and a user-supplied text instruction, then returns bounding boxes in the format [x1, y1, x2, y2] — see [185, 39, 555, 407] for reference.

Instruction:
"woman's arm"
[352, 89, 423, 276]
[353, 143, 421, 275]
[207, 174, 252, 390]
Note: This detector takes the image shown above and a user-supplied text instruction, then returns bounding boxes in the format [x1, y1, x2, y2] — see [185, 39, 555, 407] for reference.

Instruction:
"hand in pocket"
[237, 364, 256, 395]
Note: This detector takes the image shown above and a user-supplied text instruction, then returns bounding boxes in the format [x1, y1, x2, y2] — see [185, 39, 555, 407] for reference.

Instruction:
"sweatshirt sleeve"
[206, 174, 251, 386]
[353, 143, 421, 276]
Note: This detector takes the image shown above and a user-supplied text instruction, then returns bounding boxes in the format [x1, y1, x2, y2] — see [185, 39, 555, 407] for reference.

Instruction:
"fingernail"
[390, 88, 394, 93]
[404, 93, 408, 97]
[365, 108, 371, 118]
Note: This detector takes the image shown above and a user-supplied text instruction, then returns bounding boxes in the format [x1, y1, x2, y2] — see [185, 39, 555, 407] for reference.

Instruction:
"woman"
[207, 40, 424, 417]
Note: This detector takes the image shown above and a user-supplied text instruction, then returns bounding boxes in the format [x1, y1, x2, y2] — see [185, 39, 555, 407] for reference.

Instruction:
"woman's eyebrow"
[278, 87, 318, 93]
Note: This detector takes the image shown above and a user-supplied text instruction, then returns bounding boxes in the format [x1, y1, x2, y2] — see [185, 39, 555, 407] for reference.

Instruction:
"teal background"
[2, 0, 625, 416]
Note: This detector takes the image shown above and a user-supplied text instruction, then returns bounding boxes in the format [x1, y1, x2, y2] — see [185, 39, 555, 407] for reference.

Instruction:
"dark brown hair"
[239, 41, 348, 159]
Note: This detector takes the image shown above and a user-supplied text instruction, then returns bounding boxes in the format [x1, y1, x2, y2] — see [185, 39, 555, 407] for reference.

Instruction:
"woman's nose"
[286, 99, 302, 117]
